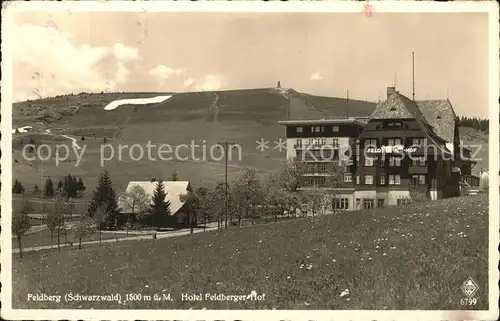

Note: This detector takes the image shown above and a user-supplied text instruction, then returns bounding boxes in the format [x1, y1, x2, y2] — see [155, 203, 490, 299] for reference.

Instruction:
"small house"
[119, 180, 195, 228]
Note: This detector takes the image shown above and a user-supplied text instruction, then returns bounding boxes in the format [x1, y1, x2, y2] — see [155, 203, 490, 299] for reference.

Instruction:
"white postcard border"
[1, 1, 498, 320]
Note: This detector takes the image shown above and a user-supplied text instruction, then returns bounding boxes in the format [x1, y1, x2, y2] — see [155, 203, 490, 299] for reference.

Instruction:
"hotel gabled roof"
[416, 99, 456, 143]
[367, 90, 452, 155]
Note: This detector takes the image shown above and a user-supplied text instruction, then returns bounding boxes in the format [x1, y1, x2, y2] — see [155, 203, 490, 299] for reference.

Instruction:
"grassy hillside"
[11, 89, 376, 195]
[12, 194, 488, 310]
[11, 89, 488, 200]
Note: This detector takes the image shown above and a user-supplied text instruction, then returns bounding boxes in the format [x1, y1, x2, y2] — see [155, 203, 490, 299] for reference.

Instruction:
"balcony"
[294, 143, 341, 150]
[408, 166, 428, 174]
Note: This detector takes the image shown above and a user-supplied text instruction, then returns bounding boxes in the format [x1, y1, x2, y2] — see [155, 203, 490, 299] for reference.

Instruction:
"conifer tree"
[12, 179, 25, 195]
[57, 179, 64, 194]
[63, 174, 79, 199]
[88, 169, 118, 229]
[33, 184, 40, 196]
[77, 177, 86, 192]
[149, 180, 171, 231]
[44, 177, 55, 197]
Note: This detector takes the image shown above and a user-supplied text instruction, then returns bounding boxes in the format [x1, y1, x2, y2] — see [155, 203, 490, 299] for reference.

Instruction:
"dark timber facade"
[279, 86, 477, 211]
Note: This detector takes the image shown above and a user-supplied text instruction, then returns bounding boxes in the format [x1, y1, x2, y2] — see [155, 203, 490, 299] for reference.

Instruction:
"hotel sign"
[366, 145, 417, 154]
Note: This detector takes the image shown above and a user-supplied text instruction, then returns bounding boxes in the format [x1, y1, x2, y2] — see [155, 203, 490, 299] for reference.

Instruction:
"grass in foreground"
[13, 194, 489, 310]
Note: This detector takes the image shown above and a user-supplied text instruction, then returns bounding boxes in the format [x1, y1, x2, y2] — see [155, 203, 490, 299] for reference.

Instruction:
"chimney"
[387, 87, 396, 98]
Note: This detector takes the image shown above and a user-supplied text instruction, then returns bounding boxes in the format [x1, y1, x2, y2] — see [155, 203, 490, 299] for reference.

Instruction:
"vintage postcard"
[1, 1, 499, 320]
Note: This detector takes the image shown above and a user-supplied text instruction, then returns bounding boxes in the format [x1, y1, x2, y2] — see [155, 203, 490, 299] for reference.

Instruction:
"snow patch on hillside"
[104, 95, 173, 111]
[12, 126, 33, 134]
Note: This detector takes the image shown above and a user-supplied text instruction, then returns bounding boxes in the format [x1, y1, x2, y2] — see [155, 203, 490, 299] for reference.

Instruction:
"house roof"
[416, 99, 456, 143]
[119, 181, 192, 215]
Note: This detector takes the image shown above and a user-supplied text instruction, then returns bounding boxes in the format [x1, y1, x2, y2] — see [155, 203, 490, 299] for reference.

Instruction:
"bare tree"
[232, 168, 263, 226]
[44, 198, 66, 250]
[194, 187, 209, 231]
[263, 171, 288, 222]
[13, 200, 32, 258]
[94, 206, 109, 246]
[207, 182, 229, 229]
[118, 185, 150, 234]
[278, 158, 306, 192]
[179, 191, 199, 234]
[305, 185, 323, 217]
[73, 214, 96, 249]
[325, 162, 346, 214]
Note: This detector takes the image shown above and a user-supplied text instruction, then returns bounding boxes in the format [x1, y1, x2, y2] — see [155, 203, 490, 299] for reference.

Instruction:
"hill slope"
[11, 89, 376, 193]
[11, 89, 488, 195]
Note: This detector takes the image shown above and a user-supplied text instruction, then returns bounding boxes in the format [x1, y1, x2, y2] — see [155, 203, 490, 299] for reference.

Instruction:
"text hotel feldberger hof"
[279, 87, 479, 211]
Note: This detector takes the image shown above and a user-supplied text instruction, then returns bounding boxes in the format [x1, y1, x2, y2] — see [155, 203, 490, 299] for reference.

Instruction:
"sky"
[9, 11, 490, 117]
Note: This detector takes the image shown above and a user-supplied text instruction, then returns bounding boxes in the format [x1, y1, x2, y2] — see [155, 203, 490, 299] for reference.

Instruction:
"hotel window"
[364, 139, 377, 148]
[356, 175, 360, 185]
[411, 175, 426, 186]
[389, 156, 401, 167]
[296, 126, 303, 133]
[363, 199, 375, 209]
[311, 126, 324, 133]
[365, 175, 374, 185]
[412, 138, 427, 147]
[387, 138, 402, 146]
[320, 138, 327, 146]
[335, 198, 349, 210]
[378, 155, 386, 166]
[412, 157, 426, 167]
[379, 175, 386, 185]
[319, 163, 327, 173]
[387, 122, 402, 129]
[389, 174, 401, 185]
[296, 139, 302, 148]
[332, 125, 339, 132]
[364, 156, 376, 167]
[344, 173, 353, 183]
[377, 199, 385, 208]
[331, 138, 339, 148]
[309, 177, 326, 186]
[397, 198, 411, 206]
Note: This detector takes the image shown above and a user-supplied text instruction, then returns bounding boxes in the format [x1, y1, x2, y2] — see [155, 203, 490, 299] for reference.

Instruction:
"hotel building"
[278, 87, 478, 211]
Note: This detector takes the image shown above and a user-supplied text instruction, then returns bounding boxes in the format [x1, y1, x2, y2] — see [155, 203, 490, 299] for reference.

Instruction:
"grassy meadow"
[12, 194, 488, 310]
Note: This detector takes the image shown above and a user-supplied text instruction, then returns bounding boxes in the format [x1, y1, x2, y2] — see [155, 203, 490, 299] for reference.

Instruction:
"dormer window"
[387, 122, 402, 129]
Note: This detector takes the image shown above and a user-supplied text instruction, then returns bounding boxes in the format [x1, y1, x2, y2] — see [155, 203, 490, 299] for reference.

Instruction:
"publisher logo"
[461, 277, 479, 297]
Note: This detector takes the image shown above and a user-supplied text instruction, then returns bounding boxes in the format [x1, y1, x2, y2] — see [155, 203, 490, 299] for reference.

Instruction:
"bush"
[409, 187, 429, 203]
[443, 178, 460, 198]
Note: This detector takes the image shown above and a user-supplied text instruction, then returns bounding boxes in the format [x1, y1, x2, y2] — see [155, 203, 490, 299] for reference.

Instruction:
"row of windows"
[295, 138, 340, 148]
[296, 125, 340, 133]
[344, 174, 425, 185]
[375, 121, 411, 130]
[362, 138, 427, 147]
[362, 156, 427, 167]
[356, 197, 410, 209]
[329, 195, 415, 211]
[295, 138, 427, 150]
